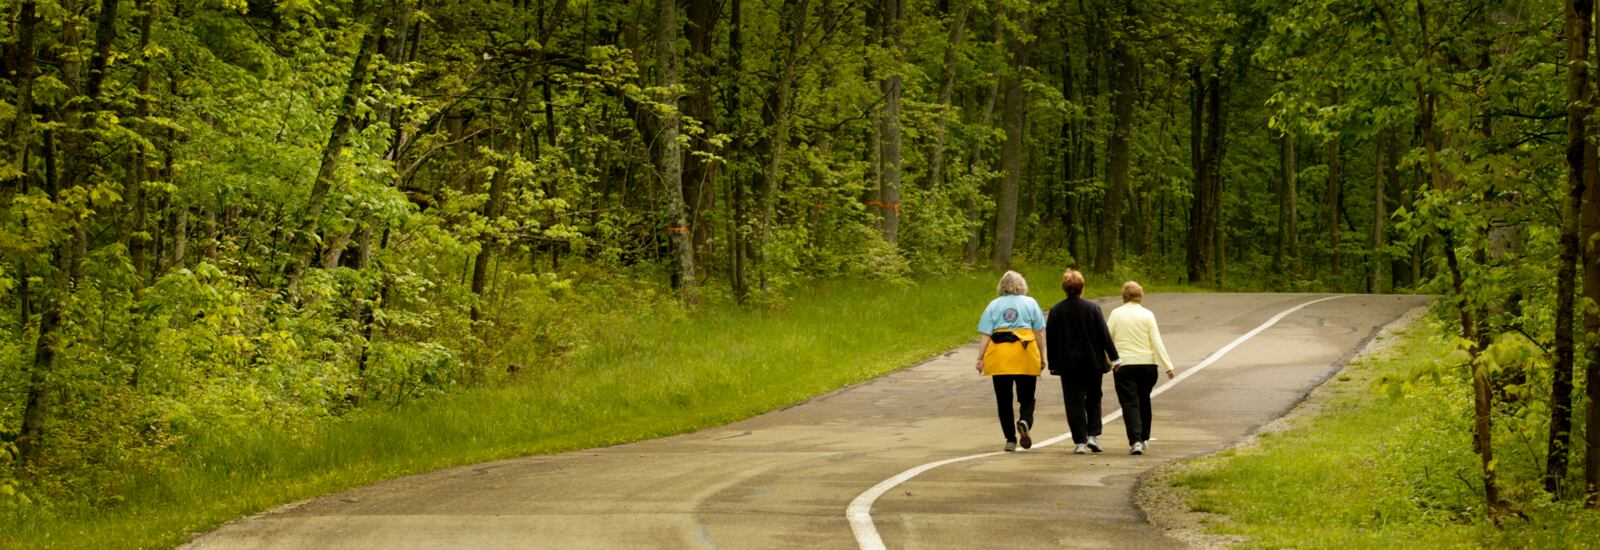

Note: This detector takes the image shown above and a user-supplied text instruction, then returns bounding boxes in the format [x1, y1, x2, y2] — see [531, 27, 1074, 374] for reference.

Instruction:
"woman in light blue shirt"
[976, 271, 1048, 452]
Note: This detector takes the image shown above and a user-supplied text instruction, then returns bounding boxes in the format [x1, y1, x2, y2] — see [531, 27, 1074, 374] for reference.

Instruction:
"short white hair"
[997, 271, 1028, 296]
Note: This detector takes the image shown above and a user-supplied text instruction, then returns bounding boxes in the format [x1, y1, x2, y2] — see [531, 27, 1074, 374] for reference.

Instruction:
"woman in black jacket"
[1044, 270, 1121, 454]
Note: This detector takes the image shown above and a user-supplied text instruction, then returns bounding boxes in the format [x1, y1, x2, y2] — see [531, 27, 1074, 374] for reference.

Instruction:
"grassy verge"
[1168, 317, 1600, 548]
[6, 266, 1172, 548]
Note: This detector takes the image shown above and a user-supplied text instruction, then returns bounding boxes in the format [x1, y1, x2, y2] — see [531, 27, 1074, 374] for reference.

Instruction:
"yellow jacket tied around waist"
[983, 328, 1041, 376]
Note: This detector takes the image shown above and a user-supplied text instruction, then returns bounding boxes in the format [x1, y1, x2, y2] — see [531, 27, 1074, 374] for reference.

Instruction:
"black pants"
[1114, 364, 1159, 445]
[992, 375, 1037, 442]
[1059, 369, 1104, 444]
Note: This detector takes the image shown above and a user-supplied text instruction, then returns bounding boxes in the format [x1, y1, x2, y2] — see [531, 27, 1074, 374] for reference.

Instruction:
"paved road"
[186, 293, 1426, 549]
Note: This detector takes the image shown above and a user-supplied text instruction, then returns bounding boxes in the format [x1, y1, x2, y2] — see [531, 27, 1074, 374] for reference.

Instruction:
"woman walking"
[1107, 281, 1174, 455]
[1045, 270, 1121, 454]
[976, 271, 1048, 452]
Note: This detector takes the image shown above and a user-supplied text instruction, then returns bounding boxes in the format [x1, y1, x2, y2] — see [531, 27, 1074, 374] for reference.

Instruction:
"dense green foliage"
[1175, 320, 1600, 547]
[2, 0, 1599, 543]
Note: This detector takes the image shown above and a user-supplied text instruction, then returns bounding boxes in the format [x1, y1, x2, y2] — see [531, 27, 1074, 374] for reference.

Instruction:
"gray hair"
[996, 271, 1028, 296]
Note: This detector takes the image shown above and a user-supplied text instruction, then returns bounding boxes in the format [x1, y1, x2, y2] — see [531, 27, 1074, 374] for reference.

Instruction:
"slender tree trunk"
[6, 1, 37, 190]
[758, 0, 809, 291]
[1095, 36, 1133, 275]
[1585, 0, 1600, 508]
[878, 0, 903, 244]
[469, 69, 534, 320]
[684, 0, 719, 261]
[1187, 72, 1222, 286]
[1376, 0, 1509, 516]
[1371, 129, 1390, 294]
[9, 2, 39, 330]
[993, 13, 1030, 271]
[286, 1, 388, 286]
[1284, 130, 1298, 282]
[1209, 76, 1227, 286]
[129, 0, 156, 280]
[1549, 0, 1592, 498]
[727, 0, 748, 304]
[926, 3, 969, 191]
[657, 0, 698, 303]
[1187, 69, 1205, 284]
[85, 0, 121, 100]
[1327, 128, 1342, 277]
[19, 0, 92, 463]
[964, 30, 1003, 264]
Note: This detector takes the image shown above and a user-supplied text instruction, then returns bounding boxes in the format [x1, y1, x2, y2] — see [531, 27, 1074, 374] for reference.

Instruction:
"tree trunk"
[993, 13, 1031, 271]
[964, 27, 1003, 265]
[1327, 128, 1342, 278]
[878, 0, 903, 244]
[1284, 130, 1298, 282]
[1549, 0, 1592, 498]
[1586, 0, 1600, 508]
[286, 1, 388, 286]
[469, 66, 534, 320]
[758, 0, 809, 291]
[1095, 37, 1133, 275]
[19, 0, 92, 462]
[728, 0, 749, 304]
[926, 3, 969, 191]
[1376, 0, 1509, 516]
[6, 1, 37, 191]
[129, 0, 156, 280]
[1371, 128, 1391, 294]
[657, 0, 698, 303]
[1187, 72, 1222, 286]
[683, 0, 719, 261]
[85, 0, 121, 100]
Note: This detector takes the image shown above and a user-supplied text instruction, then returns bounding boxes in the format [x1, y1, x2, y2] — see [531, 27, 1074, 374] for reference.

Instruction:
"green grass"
[5, 266, 1178, 548]
[1170, 319, 1600, 549]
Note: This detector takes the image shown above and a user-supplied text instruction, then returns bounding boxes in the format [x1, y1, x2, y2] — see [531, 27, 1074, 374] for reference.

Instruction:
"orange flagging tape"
[667, 227, 690, 232]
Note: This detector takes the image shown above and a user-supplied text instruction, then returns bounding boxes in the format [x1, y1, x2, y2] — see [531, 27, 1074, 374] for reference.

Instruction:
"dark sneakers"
[1016, 420, 1033, 450]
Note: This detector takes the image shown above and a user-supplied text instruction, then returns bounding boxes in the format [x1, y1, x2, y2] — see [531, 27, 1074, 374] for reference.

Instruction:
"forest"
[3, 0, 1600, 542]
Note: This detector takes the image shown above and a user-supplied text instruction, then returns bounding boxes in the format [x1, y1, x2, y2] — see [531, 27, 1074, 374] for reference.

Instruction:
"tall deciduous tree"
[658, 0, 698, 303]
[993, 11, 1030, 271]
[879, 0, 903, 244]
[1548, 0, 1591, 497]
[1095, 22, 1134, 275]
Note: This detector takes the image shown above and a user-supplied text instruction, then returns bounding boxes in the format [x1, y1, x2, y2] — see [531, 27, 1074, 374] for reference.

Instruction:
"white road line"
[845, 294, 1350, 550]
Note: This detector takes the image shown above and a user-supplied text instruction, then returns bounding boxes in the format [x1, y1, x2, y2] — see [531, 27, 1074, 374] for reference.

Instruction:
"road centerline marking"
[845, 294, 1349, 550]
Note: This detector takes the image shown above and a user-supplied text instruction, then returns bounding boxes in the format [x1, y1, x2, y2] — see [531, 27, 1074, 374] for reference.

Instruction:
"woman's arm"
[976, 334, 991, 375]
[1036, 329, 1048, 372]
[1095, 308, 1121, 365]
[1150, 315, 1175, 378]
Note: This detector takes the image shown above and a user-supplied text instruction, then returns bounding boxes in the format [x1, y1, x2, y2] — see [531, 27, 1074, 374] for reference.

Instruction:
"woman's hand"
[1040, 359, 1049, 373]
[1166, 369, 1176, 379]
[975, 360, 984, 375]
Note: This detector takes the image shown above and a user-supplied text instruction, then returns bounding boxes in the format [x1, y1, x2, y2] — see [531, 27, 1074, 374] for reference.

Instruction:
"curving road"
[185, 293, 1426, 549]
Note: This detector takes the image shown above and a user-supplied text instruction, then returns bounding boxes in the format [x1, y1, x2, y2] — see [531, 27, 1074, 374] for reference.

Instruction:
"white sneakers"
[1073, 443, 1088, 454]
[1130, 441, 1145, 455]
[1085, 436, 1102, 453]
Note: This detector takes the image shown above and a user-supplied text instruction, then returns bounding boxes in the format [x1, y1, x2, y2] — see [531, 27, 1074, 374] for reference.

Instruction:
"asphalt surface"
[185, 293, 1427, 549]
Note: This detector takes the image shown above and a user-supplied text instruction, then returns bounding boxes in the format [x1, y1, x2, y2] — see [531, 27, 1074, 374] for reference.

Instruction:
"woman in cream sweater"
[1106, 281, 1174, 455]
